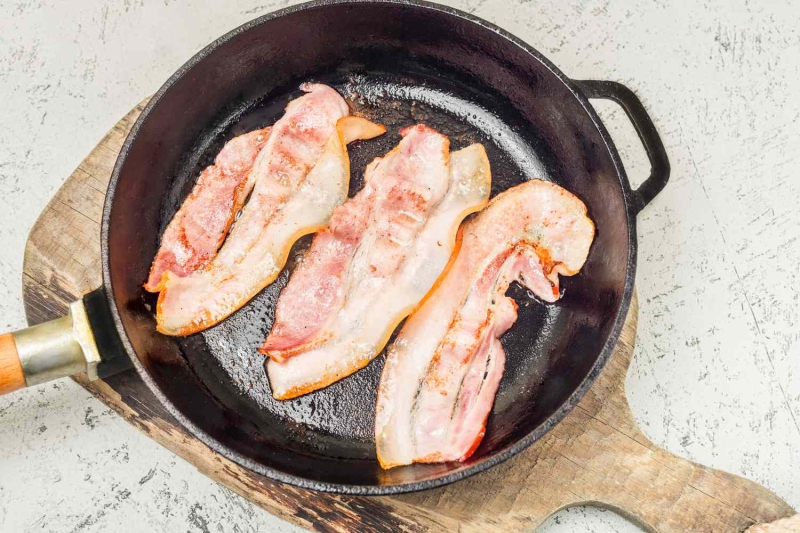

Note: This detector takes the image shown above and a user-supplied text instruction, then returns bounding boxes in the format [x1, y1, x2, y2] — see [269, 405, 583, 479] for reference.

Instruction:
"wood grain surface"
[20, 101, 796, 532]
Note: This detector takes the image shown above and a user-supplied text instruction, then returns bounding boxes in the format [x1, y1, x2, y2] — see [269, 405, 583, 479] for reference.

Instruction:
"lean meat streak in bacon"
[265, 125, 492, 400]
[155, 84, 385, 335]
[375, 179, 595, 469]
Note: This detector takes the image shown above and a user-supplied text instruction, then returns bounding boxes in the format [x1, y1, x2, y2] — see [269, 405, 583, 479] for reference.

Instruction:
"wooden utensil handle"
[0, 333, 26, 394]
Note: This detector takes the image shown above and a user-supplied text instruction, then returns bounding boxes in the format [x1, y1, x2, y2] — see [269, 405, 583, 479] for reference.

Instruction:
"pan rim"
[101, 0, 638, 495]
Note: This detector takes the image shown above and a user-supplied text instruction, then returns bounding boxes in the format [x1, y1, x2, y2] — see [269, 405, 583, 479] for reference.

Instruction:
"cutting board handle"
[557, 374, 796, 532]
[526, 306, 797, 532]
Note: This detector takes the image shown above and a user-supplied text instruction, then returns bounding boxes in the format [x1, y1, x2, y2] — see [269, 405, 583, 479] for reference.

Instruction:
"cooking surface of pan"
[104, 0, 650, 492]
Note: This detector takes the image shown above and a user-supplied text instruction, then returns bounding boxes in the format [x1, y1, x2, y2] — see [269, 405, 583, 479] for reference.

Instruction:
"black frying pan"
[0, 0, 668, 494]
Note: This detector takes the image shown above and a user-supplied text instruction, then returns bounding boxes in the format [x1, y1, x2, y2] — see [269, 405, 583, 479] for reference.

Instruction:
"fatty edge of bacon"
[266, 141, 492, 400]
[155, 115, 385, 336]
[374, 179, 595, 469]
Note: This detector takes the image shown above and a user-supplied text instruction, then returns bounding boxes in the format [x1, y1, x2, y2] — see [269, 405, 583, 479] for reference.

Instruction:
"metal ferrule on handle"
[16, 300, 101, 384]
[0, 300, 100, 393]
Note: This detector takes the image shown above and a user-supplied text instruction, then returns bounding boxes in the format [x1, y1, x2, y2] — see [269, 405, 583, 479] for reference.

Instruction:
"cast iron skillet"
[1, 0, 670, 494]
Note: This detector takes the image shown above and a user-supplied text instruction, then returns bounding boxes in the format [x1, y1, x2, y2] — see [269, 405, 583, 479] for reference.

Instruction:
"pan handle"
[0, 288, 130, 396]
[574, 79, 670, 214]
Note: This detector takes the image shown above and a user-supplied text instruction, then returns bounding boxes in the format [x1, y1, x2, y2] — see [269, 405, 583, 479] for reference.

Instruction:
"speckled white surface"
[0, 1, 798, 532]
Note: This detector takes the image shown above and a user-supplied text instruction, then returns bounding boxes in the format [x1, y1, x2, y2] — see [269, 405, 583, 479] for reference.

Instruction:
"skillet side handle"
[0, 299, 102, 396]
[574, 79, 670, 214]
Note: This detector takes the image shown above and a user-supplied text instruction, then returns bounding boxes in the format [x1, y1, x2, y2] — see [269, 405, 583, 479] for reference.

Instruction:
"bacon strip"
[375, 179, 595, 469]
[264, 126, 491, 400]
[144, 127, 271, 292]
[155, 84, 385, 335]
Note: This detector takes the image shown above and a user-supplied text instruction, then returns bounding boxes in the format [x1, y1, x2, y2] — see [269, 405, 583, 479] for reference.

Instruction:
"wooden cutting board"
[20, 100, 795, 532]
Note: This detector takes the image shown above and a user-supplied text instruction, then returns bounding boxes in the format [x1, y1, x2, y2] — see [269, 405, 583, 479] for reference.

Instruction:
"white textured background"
[1, 1, 798, 532]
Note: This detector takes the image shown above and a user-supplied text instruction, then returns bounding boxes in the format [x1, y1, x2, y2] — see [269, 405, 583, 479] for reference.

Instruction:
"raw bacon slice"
[375, 179, 595, 469]
[265, 125, 491, 400]
[155, 84, 385, 335]
[144, 127, 272, 292]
